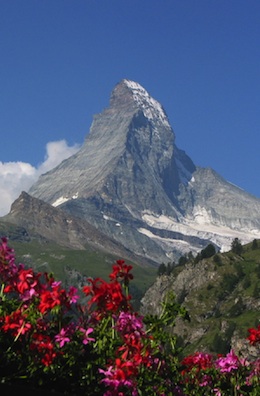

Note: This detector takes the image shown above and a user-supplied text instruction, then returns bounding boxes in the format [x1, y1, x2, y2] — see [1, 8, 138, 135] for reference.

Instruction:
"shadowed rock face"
[27, 79, 260, 263]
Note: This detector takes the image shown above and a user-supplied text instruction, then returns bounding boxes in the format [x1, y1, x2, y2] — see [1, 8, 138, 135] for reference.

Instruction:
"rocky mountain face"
[22, 79, 260, 264]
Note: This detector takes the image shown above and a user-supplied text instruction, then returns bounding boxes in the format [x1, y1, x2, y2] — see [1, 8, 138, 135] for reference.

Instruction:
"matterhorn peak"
[111, 79, 171, 129]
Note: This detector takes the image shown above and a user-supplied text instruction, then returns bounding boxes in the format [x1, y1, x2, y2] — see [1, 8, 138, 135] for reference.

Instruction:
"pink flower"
[20, 287, 37, 301]
[199, 374, 212, 387]
[114, 312, 144, 337]
[246, 359, 260, 385]
[215, 350, 240, 373]
[55, 327, 71, 347]
[0, 237, 22, 284]
[51, 280, 62, 288]
[68, 286, 79, 303]
[78, 327, 95, 345]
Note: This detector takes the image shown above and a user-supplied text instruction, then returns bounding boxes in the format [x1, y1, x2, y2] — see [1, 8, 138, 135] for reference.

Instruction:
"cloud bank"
[0, 140, 80, 216]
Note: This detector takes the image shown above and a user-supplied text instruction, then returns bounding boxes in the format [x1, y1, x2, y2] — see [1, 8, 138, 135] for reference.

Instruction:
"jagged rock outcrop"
[24, 79, 260, 263]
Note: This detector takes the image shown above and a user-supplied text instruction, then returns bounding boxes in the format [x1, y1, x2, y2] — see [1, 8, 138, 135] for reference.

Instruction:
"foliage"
[194, 243, 216, 263]
[178, 255, 188, 266]
[0, 238, 260, 395]
[252, 239, 258, 250]
[231, 238, 243, 255]
[157, 262, 175, 276]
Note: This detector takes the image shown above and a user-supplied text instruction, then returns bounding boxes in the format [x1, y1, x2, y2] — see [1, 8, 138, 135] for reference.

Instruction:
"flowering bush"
[0, 237, 259, 395]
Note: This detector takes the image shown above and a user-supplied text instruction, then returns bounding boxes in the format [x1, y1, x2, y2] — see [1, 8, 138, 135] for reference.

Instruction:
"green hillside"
[142, 239, 260, 357]
[176, 240, 260, 355]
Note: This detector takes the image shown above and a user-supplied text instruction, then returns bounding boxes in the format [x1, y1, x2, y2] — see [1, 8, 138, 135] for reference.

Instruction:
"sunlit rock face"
[28, 80, 260, 263]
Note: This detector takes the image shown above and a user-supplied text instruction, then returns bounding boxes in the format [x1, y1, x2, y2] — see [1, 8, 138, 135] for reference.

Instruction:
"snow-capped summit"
[122, 79, 171, 129]
[27, 80, 260, 263]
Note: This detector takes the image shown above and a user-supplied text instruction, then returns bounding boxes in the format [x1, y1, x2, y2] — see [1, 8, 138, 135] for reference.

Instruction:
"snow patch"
[52, 192, 78, 207]
[141, 210, 260, 253]
[192, 206, 212, 225]
[138, 228, 190, 246]
[52, 196, 69, 207]
[103, 214, 121, 225]
[123, 79, 171, 129]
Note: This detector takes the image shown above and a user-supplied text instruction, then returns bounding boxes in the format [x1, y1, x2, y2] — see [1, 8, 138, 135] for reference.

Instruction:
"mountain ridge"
[2, 191, 156, 267]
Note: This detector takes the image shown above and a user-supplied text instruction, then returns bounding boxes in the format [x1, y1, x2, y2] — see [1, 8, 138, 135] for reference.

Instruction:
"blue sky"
[1, 0, 260, 215]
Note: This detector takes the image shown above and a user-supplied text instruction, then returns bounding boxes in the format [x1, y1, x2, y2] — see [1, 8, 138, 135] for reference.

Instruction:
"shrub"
[231, 238, 243, 255]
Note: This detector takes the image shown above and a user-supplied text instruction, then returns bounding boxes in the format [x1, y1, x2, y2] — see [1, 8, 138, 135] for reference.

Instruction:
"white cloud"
[0, 140, 80, 216]
[38, 140, 80, 175]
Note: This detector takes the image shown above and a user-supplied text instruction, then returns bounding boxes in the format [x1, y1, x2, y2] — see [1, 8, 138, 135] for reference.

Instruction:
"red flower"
[109, 260, 133, 287]
[16, 268, 42, 301]
[247, 325, 260, 345]
[30, 333, 56, 366]
[83, 278, 130, 314]
[38, 282, 69, 314]
[117, 332, 147, 363]
[99, 358, 137, 392]
[181, 352, 214, 372]
[1, 308, 32, 338]
[114, 358, 137, 378]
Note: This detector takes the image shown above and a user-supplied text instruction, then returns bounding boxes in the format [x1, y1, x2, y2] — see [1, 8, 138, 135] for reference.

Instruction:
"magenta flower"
[215, 350, 240, 373]
[51, 280, 62, 288]
[114, 312, 144, 338]
[55, 327, 71, 347]
[246, 359, 260, 386]
[20, 287, 37, 301]
[78, 327, 95, 345]
[68, 286, 80, 303]
[199, 374, 213, 387]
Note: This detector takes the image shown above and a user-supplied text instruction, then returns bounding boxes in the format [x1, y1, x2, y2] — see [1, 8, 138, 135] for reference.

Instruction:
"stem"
[0, 283, 5, 298]
[111, 316, 115, 340]
[124, 282, 129, 299]
[14, 322, 26, 342]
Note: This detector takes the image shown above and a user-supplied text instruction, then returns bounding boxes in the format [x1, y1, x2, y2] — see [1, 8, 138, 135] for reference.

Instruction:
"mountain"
[13, 79, 260, 263]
